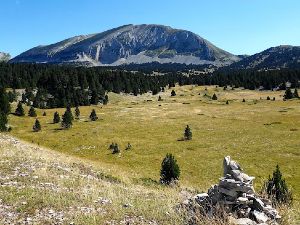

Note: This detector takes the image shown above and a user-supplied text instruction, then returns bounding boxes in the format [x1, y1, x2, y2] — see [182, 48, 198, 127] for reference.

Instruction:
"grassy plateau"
[2, 85, 300, 224]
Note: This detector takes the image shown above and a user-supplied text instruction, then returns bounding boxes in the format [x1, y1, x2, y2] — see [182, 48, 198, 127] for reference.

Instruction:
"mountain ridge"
[10, 24, 240, 66]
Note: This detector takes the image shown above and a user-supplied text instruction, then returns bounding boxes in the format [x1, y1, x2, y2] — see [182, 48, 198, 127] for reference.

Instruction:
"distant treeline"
[0, 62, 299, 108]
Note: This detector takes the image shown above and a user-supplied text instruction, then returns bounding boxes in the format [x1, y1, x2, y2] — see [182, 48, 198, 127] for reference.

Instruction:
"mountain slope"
[227, 45, 300, 70]
[11, 24, 240, 66]
[0, 52, 11, 62]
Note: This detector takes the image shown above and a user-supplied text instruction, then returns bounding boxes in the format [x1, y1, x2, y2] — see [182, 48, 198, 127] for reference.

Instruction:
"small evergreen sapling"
[158, 95, 162, 101]
[53, 112, 60, 123]
[184, 125, 192, 140]
[160, 154, 180, 185]
[171, 90, 176, 97]
[43, 112, 47, 116]
[75, 106, 80, 119]
[28, 106, 37, 117]
[89, 109, 98, 121]
[33, 119, 41, 132]
[263, 165, 293, 206]
[109, 143, 120, 154]
[15, 102, 25, 116]
[212, 93, 218, 100]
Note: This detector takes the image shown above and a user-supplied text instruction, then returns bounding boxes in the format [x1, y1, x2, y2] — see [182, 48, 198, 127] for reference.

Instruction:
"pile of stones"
[183, 156, 281, 225]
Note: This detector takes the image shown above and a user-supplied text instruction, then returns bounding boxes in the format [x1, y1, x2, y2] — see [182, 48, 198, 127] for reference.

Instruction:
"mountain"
[0, 52, 11, 62]
[11, 24, 240, 66]
[227, 45, 300, 70]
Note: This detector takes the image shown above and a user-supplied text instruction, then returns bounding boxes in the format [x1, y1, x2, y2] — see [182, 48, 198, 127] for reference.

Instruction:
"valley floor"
[2, 85, 300, 224]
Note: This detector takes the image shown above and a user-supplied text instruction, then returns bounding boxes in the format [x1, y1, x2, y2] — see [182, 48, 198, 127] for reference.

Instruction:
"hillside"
[10, 24, 240, 66]
[227, 45, 300, 70]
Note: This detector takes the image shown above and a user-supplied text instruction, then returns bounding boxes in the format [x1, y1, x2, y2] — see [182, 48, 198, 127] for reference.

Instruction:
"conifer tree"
[242, 98, 246, 102]
[158, 95, 162, 101]
[28, 106, 37, 117]
[43, 112, 47, 116]
[15, 102, 25, 116]
[264, 165, 293, 206]
[171, 90, 176, 97]
[89, 109, 98, 121]
[293, 89, 299, 98]
[103, 95, 109, 105]
[53, 112, 60, 123]
[0, 111, 8, 132]
[184, 125, 192, 140]
[0, 87, 11, 115]
[267, 96, 271, 100]
[284, 88, 293, 99]
[160, 154, 180, 185]
[33, 119, 41, 132]
[226, 100, 229, 105]
[212, 93, 218, 100]
[61, 109, 73, 129]
[75, 106, 80, 119]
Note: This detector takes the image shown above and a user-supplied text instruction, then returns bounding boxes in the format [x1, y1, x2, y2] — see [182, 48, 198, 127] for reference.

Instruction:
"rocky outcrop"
[183, 156, 280, 225]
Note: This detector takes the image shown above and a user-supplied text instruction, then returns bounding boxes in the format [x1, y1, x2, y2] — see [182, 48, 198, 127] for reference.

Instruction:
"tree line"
[1, 63, 300, 109]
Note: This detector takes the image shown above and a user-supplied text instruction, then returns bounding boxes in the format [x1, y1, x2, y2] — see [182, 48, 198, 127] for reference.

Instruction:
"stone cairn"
[183, 156, 281, 225]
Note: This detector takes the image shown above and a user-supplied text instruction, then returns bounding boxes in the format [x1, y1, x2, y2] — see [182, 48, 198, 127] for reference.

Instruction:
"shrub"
[242, 98, 246, 102]
[226, 100, 229, 105]
[160, 154, 180, 185]
[212, 93, 218, 100]
[43, 112, 47, 116]
[158, 96, 162, 101]
[171, 90, 176, 97]
[90, 109, 98, 121]
[109, 143, 120, 154]
[267, 96, 271, 100]
[263, 165, 293, 206]
[184, 125, 192, 140]
[28, 106, 37, 117]
[33, 119, 41, 132]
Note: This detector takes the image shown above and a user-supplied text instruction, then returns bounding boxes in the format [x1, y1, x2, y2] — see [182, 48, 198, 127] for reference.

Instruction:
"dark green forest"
[0, 62, 299, 109]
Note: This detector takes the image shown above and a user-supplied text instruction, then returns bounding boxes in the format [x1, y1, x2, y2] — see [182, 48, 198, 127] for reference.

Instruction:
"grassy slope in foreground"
[8, 86, 300, 201]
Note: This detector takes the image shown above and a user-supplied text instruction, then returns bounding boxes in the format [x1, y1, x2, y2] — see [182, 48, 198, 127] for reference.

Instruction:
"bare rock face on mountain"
[0, 52, 11, 62]
[182, 156, 281, 225]
[11, 24, 240, 66]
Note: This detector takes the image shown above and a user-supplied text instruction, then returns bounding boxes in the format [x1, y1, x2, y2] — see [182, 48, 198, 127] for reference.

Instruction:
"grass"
[4, 85, 300, 223]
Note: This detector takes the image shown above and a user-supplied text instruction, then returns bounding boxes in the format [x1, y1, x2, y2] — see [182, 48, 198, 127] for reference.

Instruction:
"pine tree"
[28, 106, 37, 117]
[184, 125, 192, 140]
[158, 95, 162, 101]
[75, 106, 80, 119]
[267, 96, 271, 100]
[66, 106, 74, 121]
[284, 88, 293, 99]
[171, 90, 176, 97]
[53, 112, 60, 123]
[273, 97, 276, 101]
[103, 95, 109, 105]
[89, 109, 98, 121]
[110, 143, 120, 154]
[212, 93, 218, 100]
[242, 98, 246, 102]
[33, 119, 41, 132]
[0, 111, 8, 132]
[43, 112, 47, 116]
[293, 89, 299, 98]
[160, 154, 180, 185]
[226, 100, 229, 105]
[264, 165, 293, 206]
[61, 109, 73, 129]
[15, 102, 25, 116]
[0, 87, 10, 115]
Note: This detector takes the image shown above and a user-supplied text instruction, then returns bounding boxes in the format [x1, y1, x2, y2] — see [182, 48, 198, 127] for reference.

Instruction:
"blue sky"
[1, 0, 299, 57]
